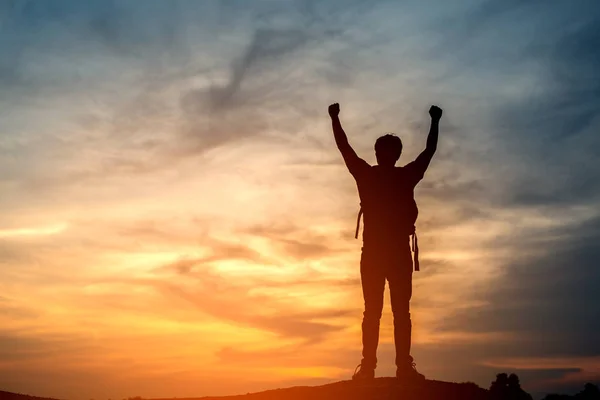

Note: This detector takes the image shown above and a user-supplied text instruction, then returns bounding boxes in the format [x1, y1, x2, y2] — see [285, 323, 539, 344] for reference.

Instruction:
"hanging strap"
[411, 230, 420, 272]
[355, 207, 363, 239]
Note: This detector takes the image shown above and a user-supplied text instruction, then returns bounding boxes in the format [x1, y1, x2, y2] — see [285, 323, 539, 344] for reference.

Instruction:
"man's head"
[374, 133, 402, 166]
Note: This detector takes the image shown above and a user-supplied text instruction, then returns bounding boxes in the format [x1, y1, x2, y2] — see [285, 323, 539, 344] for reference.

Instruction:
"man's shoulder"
[392, 164, 413, 174]
[399, 160, 416, 169]
[391, 163, 421, 186]
[398, 160, 425, 187]
[347, 159, 372, 182]
[398, 161, 421, 176]
[352, 159, 374, 173]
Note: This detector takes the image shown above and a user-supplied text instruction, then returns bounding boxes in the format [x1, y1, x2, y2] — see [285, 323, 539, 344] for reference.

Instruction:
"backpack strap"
[355, 207, 363, 239]
[411, 230, 420, 272]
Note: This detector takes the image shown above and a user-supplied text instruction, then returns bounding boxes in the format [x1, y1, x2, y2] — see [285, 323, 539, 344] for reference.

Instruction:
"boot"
[396, 360, 425, 381]
[352, 363, 375, 380]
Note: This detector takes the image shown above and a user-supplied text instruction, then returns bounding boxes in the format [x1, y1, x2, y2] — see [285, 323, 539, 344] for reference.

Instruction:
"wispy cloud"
[0, 223, 67, 238]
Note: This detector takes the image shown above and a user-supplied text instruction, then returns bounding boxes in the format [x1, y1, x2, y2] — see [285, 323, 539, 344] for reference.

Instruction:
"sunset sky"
[1, 1, 600, 399]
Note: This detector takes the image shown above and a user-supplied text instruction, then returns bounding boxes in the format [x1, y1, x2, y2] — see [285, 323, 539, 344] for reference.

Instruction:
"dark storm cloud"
[425, 214, 600, 396]
[438, 215, 600, 356]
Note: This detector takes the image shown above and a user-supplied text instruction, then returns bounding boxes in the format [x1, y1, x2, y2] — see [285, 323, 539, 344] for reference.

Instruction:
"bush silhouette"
[542, 383, 600, 400]
[490, 373, 533, 400]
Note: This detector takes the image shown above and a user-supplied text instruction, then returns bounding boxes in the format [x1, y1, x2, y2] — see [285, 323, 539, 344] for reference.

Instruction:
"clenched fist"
[328, 103, 340, 118]
[429, 105, 443, 121]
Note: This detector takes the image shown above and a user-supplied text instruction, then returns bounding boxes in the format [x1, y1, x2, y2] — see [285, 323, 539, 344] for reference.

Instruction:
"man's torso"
[354, 165, 419, 246]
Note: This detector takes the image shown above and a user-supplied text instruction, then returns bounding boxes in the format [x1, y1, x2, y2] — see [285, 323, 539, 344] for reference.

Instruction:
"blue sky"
[1, 1, 599, 399]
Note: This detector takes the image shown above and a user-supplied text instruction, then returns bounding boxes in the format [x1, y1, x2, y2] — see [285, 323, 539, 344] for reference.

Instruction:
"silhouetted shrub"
[542, 383, 600, 400]
[490, 372, 533, 400]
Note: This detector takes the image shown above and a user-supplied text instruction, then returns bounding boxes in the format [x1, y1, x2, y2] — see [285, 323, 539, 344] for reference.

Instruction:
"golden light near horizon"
[0, 223, 68, 238]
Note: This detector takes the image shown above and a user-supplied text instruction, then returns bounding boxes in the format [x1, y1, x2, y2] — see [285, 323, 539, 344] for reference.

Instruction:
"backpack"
[354, 201, 421, 272]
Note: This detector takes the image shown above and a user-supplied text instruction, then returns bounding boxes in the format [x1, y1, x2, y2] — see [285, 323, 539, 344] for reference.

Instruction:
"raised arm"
[414, 105, 443, 170]
[407, 105, 442, 183]
[329, 103, 368, 175]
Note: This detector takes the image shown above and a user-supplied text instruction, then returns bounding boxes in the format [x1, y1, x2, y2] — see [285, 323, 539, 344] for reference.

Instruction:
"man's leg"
[387, 240, 422, 378]
[359, 247, 386, 372]
[389, 273, 413, 368]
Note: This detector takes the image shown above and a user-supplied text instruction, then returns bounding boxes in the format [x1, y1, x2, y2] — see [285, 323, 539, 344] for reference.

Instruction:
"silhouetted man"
[328, 102, 442, 381]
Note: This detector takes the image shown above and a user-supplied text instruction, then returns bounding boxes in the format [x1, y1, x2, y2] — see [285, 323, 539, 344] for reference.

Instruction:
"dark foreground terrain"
[1, 379, 487, 400]
[188, 378, 488, 400]
[3, 376, 598, 400]
[0, 391, 60, 400]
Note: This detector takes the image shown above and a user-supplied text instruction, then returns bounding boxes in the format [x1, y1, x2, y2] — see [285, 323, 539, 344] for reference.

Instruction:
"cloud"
[481, 356, 600, 395]
[425, 19, 600, 383]
[206, 28, 308, 110]
[0, 296, 39, 320]
[430, 213, 600, 393]
[488, 18, 600, 209]
[0, 331, 99, 365]
[0, 223, 67, 238]
[445, 214, 600, 341]
[244, 223, 347, 260]
[175, 7, 345, 155]
[215, 341, 355, 370]
[155, 239, 274, 275]
[148, 275, 351, 344]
